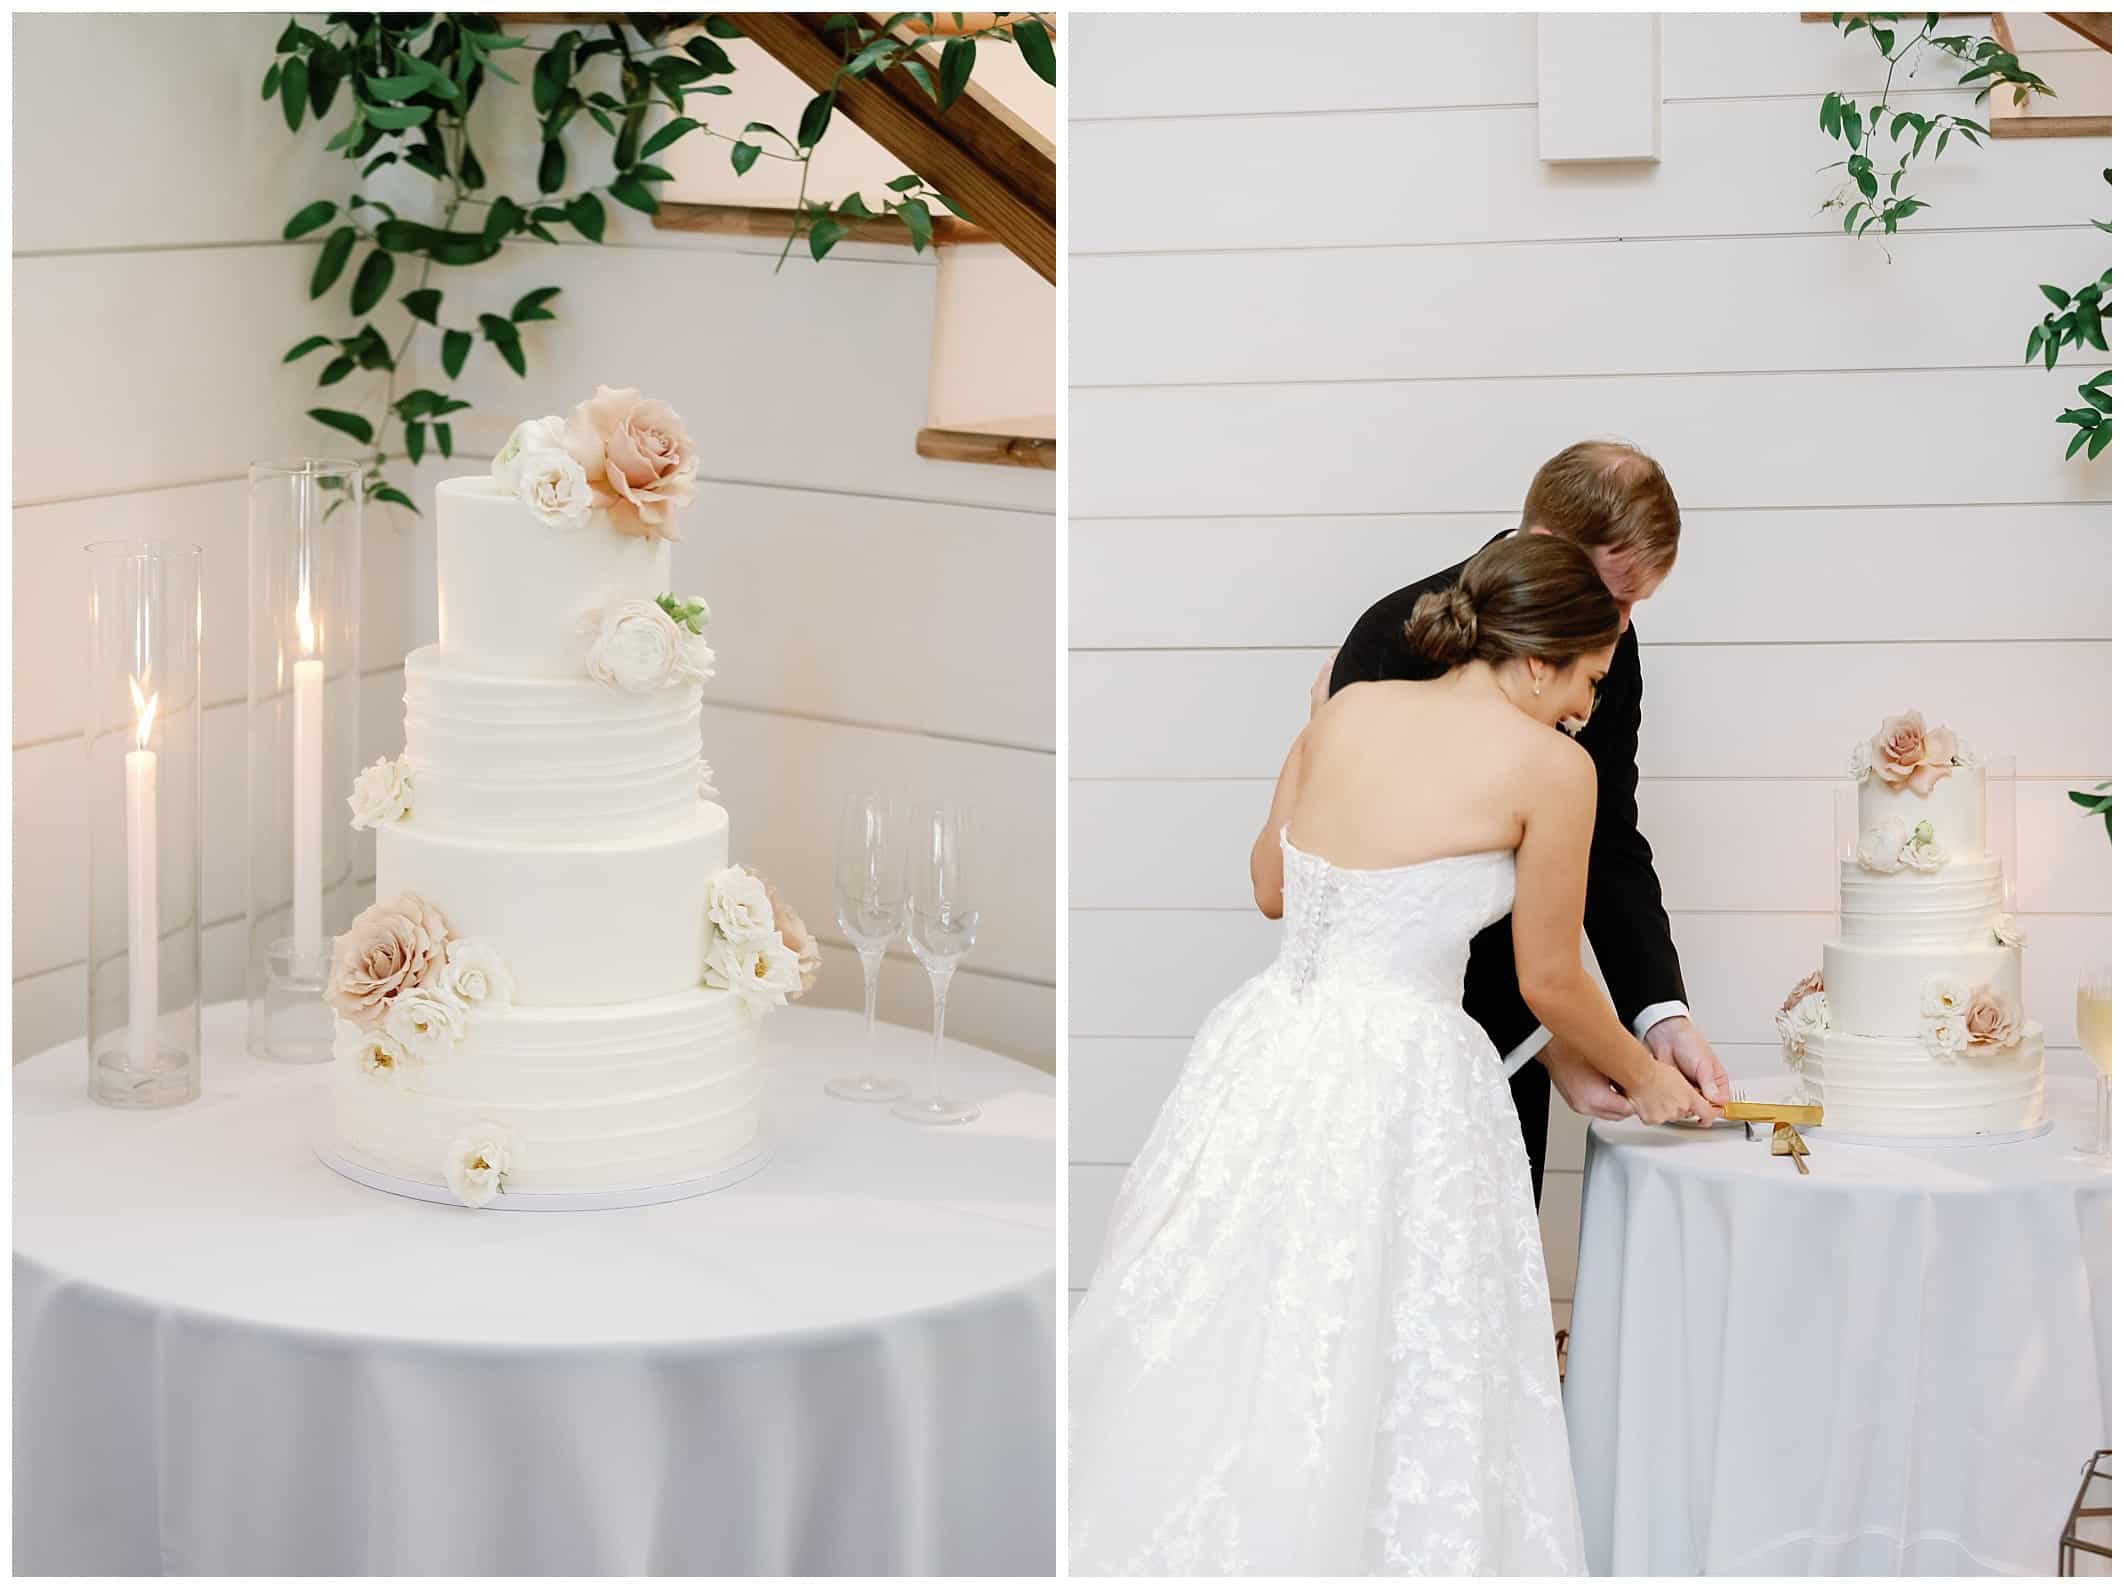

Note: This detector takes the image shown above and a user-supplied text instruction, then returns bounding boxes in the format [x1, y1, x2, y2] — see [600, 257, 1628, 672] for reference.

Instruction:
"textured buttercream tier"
[375, 803, 727, 1006]
[1837, 857, 2004, 946]
[435, 476, 671, 677]
[1822, 940, 2021, 1038]
[1797, 1022, 2046, 1137]
[332, 988, 761, 1190]
[1857, 762, 1986, 860]
[402, 645, 701, 841]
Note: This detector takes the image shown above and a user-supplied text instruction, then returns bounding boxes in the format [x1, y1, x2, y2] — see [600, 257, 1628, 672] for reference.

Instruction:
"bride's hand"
[1625, 1061, 1721, 1127]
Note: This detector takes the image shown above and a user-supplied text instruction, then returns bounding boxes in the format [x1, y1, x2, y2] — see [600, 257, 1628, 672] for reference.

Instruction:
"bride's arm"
[1250, 727, 1307, 919]
[1511, 740, 1718, 1124]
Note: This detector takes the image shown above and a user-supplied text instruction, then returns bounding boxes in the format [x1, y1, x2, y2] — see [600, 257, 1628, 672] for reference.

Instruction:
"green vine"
[2070, 780, 2112, 839]
[2026, 168, 2111, 460]
[267, 12, 1056, 513]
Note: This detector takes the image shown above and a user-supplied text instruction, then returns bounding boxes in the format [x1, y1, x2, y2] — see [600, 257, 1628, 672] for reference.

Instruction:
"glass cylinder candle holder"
[244, 459, 363, 1063]
[86, 541, 203, 1108]
[1984, 753, 2019, 913]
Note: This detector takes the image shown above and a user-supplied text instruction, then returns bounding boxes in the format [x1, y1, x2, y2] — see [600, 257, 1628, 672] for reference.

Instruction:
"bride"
[1068, 534, 1720, 1575]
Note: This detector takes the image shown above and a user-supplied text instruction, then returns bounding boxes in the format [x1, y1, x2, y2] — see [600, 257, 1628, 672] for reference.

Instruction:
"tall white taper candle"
[293, 650, 323, 960]
[126, 682, 159, 1066]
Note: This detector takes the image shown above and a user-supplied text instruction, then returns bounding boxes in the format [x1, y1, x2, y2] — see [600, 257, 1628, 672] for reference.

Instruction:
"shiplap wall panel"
[1072, 97, 2108, 255]
[1067, 13, 2109, 1320]
[1070, 506, 2111, 648]
[1074, 369, 2109, 518]
[1073, 228, 2112, 388]
[1072, 643, 2109, 782]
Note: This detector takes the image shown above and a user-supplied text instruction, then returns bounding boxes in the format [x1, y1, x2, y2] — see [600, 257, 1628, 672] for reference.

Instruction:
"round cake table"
[14, 1002, 1055, 1576]
[1563, 1075, 2111, 1575]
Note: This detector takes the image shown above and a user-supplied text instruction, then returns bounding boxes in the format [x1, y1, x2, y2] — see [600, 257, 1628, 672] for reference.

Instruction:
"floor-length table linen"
[15, 1001, 1055, 1575]
[1564, 1076, 2110, 1575]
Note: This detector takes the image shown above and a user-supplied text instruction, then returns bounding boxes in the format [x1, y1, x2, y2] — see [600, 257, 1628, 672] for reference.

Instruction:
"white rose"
[331, 1017, 416, 1086]
[1849, 740, 1873, 782]
[1855, 820, 1907, 874]
[583, 599, 688, 693]
[1899, 834, 1947, 873]
[1989, 913, 2028, 949]
[1922, 1013, 1971, 1059]
[436, 939, 513, 1019]
[516, 446, 594, 529]
[384, 987, 466, 1066]
[1919, 974, 1971, 1019]
[1776, 990, 1831, 1061]
[492, 416, 567, 489]
[703, 930, 804, 1014]
[705, 864, 778, 946]
[347, 753, 413, 831]
[674, 626, 716, 688]
[447, 1121, 521, 1208]
[697, 760, 718, 800]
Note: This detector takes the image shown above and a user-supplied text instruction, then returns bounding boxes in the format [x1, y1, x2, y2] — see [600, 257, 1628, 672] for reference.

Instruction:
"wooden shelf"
[652, 201, 991, 248]
[915, 424, 1055, 470]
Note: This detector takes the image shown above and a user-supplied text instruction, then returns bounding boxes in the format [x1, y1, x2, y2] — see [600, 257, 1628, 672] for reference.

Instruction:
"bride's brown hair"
[1404, 535, 1621, 670]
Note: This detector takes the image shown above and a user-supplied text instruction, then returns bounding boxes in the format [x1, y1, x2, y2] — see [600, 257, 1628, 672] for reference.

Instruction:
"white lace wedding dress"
[1069, 833, 1585, 1575]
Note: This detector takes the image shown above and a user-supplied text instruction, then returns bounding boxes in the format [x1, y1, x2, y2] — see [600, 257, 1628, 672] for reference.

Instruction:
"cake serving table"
[1563, 1074, 2111, 1575]
[14, 1001, 1055, 1576]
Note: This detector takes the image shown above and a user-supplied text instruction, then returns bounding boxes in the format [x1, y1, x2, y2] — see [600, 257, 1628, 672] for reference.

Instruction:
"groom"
[1321, 440, 1730, 1206]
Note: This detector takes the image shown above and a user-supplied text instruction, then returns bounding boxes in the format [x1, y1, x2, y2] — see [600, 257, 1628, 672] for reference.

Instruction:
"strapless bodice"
[1270, 832, 1516, 1005]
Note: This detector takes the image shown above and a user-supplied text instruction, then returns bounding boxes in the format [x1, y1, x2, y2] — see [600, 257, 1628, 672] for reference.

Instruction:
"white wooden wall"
[1067, 12, 2112, 1323]
[14, 15, 1055, 1069]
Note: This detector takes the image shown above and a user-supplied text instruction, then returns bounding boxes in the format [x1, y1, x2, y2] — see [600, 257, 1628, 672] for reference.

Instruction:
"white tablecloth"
[15, 1001, 1055, 1576]
[1564, 1076, 2111, 1575]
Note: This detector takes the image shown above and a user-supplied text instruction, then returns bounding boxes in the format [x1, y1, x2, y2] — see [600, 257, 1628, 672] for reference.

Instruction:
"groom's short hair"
[1522, 441, 1680, 572]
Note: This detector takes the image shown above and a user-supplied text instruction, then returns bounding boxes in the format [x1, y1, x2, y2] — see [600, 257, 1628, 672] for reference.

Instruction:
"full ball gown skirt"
[1069, 838, 1586, 1575]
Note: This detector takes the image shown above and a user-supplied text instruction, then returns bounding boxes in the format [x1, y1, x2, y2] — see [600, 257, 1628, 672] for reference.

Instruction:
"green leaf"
[459, 142, 485, 189]
[361, 150, 400, 177]
[797, 89, 835, 149]
[511, 286, 562, 322]
[307, 407, 373, 445]
[479, 314, 526, 376]
[885, 173, 922, 192]
[310, 225, 358, 299]
[808, 216, 851, 261]
[730, 140, 761, 175]
[401, 287, 442, 325]
[685, 35, 735, 71]
[609, 175, 660, 216]
[283, 334, 333, 363]
[372, 485, 418, 513]
[283, 199, 338, 240]
[836, 191, 876, 219]
[1871, 25, 1894, 54]
[318, 356, 355, 387]
[405, 420, 427, 465]
[703, 15, 744, 38]
[631, 162, 677, 184]
[901, 57, 938, 102]
[349, 249, 394, 316]
[1013, 18, 1056, 85]
[482, 195, 523, 248]
[1841, 102, 1862, 148]
[1855, 169, 1878, 201]
[361, 101, 433, 130]
[641, 116, 699, 159]
[263, 60, 282, 102]
[365, 70, 431, 99]
[538, 139, 565, 194]
[281, 55, 309, 132]
[1844, 202, 1865, 234]
[435, 422, 453, 459]
[441, 328, 472, 379]
[895, 198, 933, 252]
[2091, 420, 2112, 459]
[931, 189, 972, 222]
[2067, 426, 2091, 460]
[939, 37, 976, 111]
[2026, 324, 2046, 364]
[567, 192, 606, 243]
[2041, 282, 2072, 309]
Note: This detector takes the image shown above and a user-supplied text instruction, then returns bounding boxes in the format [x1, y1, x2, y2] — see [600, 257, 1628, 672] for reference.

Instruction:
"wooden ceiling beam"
[2046, 12, 2112, 50]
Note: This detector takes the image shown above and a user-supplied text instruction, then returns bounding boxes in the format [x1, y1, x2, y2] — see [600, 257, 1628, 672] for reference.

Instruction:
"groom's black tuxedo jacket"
[1326, 532, 1686, 1195]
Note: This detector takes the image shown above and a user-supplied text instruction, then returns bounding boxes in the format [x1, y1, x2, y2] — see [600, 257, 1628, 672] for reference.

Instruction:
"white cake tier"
[1857, 760, 1986, 860]
[401, 645, 702, 841]
[1822, 939, 2021, 1039]
[375, 804, 727, 1007]
[332, 988, 761, 1191]
[1797, 1022, 2046, 1137]
[1838, 857, 2004, 947]
[435, 476, 671, 677]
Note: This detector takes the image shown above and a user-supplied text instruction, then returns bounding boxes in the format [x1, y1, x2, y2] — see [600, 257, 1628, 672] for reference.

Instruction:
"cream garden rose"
[1989, 914, 2028, 949]
[384, 987, 466, 1067]
[332, 1018, 416, 1086]
[347, 753, 413, 831]
[1868, 709, 1957, 796]
[705, 930, 805, 1014]
[1963, 985, 2023, 1050]
[706, 865, 779, 946]
[1920, 974, 1971, 1019]
[437, 939, 514, 1019]
[492, 416, 566, 490]
[327, 891, 451, 1028]
[1855, 820, 1907, 874]
[749, 867, 822, 997]
[447, 1122, 521, 1208]
[1922, 1012, 1972, 1059]
[1898, 819, 1946, 873]
[1776, 990, 1831, 1061]
[561, 385, 699, 542]
[515, 448, 594, 529]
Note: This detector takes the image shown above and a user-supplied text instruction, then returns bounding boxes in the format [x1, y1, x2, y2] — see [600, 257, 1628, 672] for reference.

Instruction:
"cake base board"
[1799, 1119, 2052, 1150]
[315, 1127, 774, 1211]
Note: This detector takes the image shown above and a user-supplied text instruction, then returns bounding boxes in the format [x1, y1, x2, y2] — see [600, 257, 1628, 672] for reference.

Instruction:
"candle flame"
[129, 675, 159, 751]
[295, 588, 315, 657]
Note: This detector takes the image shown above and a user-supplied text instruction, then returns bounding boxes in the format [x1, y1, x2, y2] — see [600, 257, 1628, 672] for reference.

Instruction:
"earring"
[1533, 674, 1544, 697]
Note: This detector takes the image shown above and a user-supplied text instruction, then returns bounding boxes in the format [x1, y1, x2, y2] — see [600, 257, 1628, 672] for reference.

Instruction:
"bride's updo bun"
[1403, 534, 1621, 671]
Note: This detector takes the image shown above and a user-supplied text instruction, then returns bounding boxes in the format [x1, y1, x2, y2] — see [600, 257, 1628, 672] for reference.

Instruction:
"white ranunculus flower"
[582, 599, 687, 693]
[1919, 974, 1971, 1019]
[1921, 1013, 1971, 1059]
[447, 1121, 521, 1208]
[492, 415, 567, 489]
[1775, 990, 1831, 1062]
[331, 1017, 416, 1086]
[384, 986, 466, 1066]
[347, 753, 413, 831]
[516, 446, 594, 529]
[437, 939, 513, 1019]
[705, 864, 779, 946]
[1989, 913, 2028, 949]
[1855, 820, 1907, 874]
[1899, 832, 1947, 873]
[697, 760, 718, 800]
[703, 930, 805, 1014]
[674, 626, 716, 687]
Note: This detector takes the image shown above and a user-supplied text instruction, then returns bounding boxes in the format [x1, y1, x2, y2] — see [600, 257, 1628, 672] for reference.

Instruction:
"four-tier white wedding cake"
[324, 386, 817, 1205]
[1776, 710, 2045, 1138]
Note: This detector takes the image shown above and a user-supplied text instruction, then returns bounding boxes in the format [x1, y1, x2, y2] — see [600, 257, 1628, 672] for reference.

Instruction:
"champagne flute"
[2075, 964, 2111, 1163]
[893, 800, 981, 1126]
[827, 789, 909, 1103]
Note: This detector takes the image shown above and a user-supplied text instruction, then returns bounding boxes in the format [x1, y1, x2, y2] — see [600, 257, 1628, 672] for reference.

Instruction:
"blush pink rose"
[1781, 969, 1825, 1015]
[746, 866, 822, 997]
[1963, 985, 2023, 1050]
[561, 385, 699, 542]
[1869, 710, 1930, 789]
[327, 891, 451, 1028]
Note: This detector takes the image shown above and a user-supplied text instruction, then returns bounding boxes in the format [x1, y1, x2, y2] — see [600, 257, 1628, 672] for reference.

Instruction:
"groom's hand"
[1310, 651, 1337, 716]
[1644, 1014, 1731, 1107]
[1539, 1038, 1633, 1121]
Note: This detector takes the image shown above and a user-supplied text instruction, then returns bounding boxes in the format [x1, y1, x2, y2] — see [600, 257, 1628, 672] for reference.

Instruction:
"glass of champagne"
[893, 800, 981, 1126]
[827, 789, 908, 1103]
[2076, 964, 2111, 1163]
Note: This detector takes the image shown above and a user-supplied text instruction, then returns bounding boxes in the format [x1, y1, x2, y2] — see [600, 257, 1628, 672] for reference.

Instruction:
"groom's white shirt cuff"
[1499, 1002, 1691, 1081]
